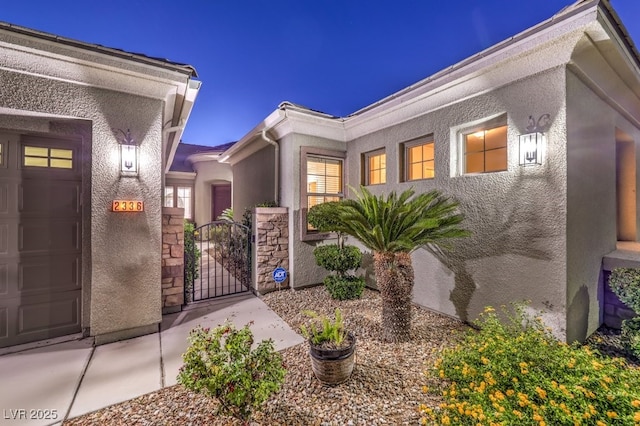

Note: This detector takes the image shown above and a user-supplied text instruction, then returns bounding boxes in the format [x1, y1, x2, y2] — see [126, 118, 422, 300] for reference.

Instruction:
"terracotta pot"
[308, 332, 356, 385]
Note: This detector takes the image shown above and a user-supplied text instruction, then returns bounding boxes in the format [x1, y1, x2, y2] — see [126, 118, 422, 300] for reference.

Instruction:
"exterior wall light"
[117, 129, 139, 176]
[519, 114, 550, 167]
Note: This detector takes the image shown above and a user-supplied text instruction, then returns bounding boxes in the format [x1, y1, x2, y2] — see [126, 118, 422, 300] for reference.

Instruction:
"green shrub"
[307, 201, 342, 232]
[609, 268, 640, 359]
[421, 304, 640, 426]
[609, 268, 640, 313]
[308, 201, 365, 300]
[178, 322, 286, 425]
[184, 220, 199, 302]
[622, 317, 640, 360]
[313, 244, 362, 275]
[324, 275, 365, 301]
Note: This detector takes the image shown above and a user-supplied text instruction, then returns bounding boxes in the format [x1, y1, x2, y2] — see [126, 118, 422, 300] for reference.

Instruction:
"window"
[163, 187, 174, 208]
[306, 156, 343, 210]
[463, 123, 507, 174]
[404, 140, 434, 181]
[164, 185, 193, 220]
[177, 187, 192, 220]
[364, 149, 386, 185]
[300, 147, 345, 240]
[23, 146, 73, 169]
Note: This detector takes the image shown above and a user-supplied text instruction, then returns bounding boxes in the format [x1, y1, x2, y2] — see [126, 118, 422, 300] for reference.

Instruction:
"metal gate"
[186, 221, 252, 302]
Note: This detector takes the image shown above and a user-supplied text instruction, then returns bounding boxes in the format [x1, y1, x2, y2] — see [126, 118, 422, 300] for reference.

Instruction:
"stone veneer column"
[254, 207, 289, 294]
[162, 207, 184, 314]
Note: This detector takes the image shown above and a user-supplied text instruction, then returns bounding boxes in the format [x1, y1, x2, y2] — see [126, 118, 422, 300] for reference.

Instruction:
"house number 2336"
[112, 200, 144, 212]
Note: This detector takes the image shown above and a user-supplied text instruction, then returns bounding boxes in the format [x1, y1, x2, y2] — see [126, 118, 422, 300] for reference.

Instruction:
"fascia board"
[187, 152, 222, 163]
[218, 109, 284, 165]
[342, 5, 598, 140]
[272, 107, 346, 141]
[0, 39, 189, 100]
[166, 171, 196, 179]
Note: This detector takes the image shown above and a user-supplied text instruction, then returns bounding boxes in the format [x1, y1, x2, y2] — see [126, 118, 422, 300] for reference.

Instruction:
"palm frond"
[333, 186, 470, 253]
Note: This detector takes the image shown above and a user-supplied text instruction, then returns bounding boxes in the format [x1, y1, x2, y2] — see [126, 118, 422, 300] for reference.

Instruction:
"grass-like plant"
[183, 220, 200, 302]
[178, 321, 286, 425]
[300, 308, 348, 348]
[421, 304, 640, 425]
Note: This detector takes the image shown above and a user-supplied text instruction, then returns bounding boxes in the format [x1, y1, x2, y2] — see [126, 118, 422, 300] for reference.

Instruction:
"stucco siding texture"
[192, 161, 232, 225]
[281, 134, 347, 288]
[345, 67, 568, 330]
[232, 145, 276, 218]
[565, 70, 636, 342]
[1, 67, 166, 338]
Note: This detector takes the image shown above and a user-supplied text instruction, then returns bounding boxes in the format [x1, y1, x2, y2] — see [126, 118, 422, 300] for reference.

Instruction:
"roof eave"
[0, 21, 198, 77]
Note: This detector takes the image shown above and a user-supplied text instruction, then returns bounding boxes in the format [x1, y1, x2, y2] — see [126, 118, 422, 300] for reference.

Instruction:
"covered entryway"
[211, 183, 231, 221]
[187, 221, 251, 302]
[0, 133, 82, 348]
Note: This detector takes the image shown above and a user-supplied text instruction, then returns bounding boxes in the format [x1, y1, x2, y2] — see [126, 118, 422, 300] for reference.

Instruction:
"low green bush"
[609, 267, 640, 313]
[622, 317, 640, 360]
[421, 304, 640, 426]
[178, 322, 286, 425]
[609, 268, 640, 359]
[314, 244, 362, 275]
[324, 275, 365, 301]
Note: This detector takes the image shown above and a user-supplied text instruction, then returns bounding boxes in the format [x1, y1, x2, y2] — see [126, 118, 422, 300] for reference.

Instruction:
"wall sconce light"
[519, 114, 550, 167]
[116, 129, 139, 177]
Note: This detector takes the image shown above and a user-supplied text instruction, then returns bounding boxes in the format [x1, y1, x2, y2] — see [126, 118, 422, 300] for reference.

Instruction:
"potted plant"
[300, 308, 356, 385]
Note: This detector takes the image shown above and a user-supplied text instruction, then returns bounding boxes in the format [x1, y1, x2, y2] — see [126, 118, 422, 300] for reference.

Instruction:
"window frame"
[363, 148, 386, 186]
[300, 146, 346, 242]
[402, 138, 435, 182]
[458, 114, 508, 176]
[164, 181, 194, 220]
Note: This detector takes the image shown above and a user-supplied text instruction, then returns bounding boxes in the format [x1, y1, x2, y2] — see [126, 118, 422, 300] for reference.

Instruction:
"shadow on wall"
[430, 168, 561, 322]
[567, 284, 590, 343]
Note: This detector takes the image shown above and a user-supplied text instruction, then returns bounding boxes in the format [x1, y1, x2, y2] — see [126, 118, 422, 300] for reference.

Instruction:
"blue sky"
[2, 1, 639, 146]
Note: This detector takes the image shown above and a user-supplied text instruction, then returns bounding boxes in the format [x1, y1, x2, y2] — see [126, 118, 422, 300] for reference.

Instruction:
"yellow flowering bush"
[421, 304, 640, 425]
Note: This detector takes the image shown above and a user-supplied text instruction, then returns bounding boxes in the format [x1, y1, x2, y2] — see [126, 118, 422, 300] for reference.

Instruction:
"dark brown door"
[0, 133, 82, 348]
[211, 183, 231, 221]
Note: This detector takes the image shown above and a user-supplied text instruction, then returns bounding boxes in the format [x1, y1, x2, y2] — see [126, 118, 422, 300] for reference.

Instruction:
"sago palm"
[334, 186, 469, 342]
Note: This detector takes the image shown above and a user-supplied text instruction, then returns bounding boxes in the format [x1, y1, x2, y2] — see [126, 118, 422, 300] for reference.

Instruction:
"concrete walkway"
[0, 293, 304, 426]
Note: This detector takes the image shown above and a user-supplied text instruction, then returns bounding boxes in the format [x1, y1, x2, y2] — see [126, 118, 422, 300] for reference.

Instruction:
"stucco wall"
[565, 70, 640, 342]
[1, 66, 167, 343]
[232, 145, 276, 219]
[192, 160, 232, 225]
[344, 67, 568, 332]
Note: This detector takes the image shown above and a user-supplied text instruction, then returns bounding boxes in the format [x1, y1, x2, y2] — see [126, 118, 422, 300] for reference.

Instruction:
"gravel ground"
[64, 287, 467, 425]
[63, 287, 639, 425]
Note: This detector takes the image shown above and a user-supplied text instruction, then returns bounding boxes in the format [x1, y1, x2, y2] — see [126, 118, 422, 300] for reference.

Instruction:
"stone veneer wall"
[254, 207, 289, 294]
[162, 207, 185, 314]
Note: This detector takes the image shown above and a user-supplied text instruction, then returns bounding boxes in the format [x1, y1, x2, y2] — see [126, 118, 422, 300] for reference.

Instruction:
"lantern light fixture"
[519, 114, 550, 167]
[117, 129, 139, 177]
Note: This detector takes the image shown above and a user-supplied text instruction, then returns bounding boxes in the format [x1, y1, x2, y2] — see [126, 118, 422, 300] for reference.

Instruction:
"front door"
[211, 183, 231, 221]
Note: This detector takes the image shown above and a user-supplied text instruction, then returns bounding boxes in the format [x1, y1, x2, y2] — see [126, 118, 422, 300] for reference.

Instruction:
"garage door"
[0, 133, 82, 348]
